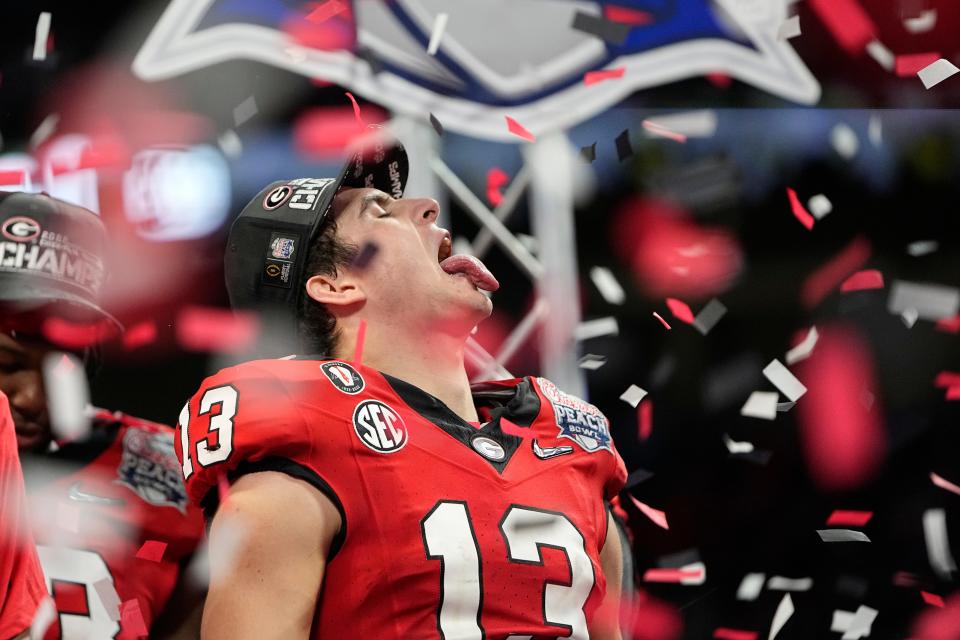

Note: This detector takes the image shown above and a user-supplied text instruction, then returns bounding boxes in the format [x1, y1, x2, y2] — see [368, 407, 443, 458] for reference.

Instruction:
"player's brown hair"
[297, 216, 359, 357]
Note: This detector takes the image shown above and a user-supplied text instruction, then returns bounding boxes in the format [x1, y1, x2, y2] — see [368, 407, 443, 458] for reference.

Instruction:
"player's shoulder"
[93, 407, 172, 436]
[531, 376, 617, 455]
[200, 356, 366, 390]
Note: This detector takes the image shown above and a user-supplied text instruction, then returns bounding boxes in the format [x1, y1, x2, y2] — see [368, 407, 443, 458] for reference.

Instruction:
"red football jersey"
[178, 358, 627, 639]
[22, 410, 205, 639]
[0, 392, 47, 639]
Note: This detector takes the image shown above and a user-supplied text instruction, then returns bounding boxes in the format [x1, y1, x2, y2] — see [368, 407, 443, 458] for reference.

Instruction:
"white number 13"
[178, 385, 238, 480]
[421, 501, 595, 639]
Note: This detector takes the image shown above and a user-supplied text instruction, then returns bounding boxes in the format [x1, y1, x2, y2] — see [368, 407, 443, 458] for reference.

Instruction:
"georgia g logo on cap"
[2, 216, 42, 242]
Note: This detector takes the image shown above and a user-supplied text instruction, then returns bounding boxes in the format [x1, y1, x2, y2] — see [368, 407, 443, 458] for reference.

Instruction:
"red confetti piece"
[706, 72, 732, 88]
[643, 568, 701, 583]
[808, 0, 876, 53]
[122, 321, 157, 351]
[714, 629, 759, 640]
[923, 591, 946, 608]
[54, 354, 76, 375]
[0, 170, 27, 184]
[826, 510, 873, 527]
[42, 317, 113, 350]
[352, 319, 367, 365]
[801, 237, 871, 308]
[135, 540, 167, 563]
[120, 599, 149, 637]
[931, 472, 960, 497]
[638, 400, 653, 441]
[306, 0, 348, 23]
[786, 187, 815, 230]
[934, 371, 960, 388]
[913, 593, 960, 638]
[840, 269, 884, 292]
[486, 167, 509, 207]
[603, 5, 653, 25]
[946, 386, 960, 400]
[628, 494, 668, 529]
[505, 116, 535, 142]
[642, 119, 687, 143]
[935, 314, 960, 333]
[294, 107, 376, 158]
[176, 307, 259, 353]
[665, 298, 695, 324]
[795, 327, 885, 490]
[345, 92, 364, 127]
[652, 312, 672, 330]
[896, 53, 942, 77]
[584, 67, 626, 85]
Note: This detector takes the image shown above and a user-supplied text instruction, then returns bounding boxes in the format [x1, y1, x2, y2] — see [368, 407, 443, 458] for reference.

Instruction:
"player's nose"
[403, 197, 440, 226]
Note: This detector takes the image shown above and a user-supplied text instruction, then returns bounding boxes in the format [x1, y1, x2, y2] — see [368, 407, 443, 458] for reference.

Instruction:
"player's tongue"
[439, 255, 499, 291]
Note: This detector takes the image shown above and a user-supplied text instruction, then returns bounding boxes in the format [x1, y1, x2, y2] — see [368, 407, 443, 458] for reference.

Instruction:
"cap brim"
[0, 286, 124, 334]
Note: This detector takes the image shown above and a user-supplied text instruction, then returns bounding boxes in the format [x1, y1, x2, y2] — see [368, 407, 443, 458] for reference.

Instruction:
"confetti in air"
[918, 59, 960, 89]
[826, 510, 873, 527]
[136, 540, 168, 562]
[577, 354, 607, 370]
[619, 385, 648, 408]
[768, 593, 794, 640]
[233, 96, 258, 127]
[505, 116, 535, 142]
[583, 67, 625, 85]
[741, 391, 779, 420]
[33, 12, 52, 61]
[353, 319, 367, 365]
[426, 13, 448, 56]
[786, 187, 815, 230]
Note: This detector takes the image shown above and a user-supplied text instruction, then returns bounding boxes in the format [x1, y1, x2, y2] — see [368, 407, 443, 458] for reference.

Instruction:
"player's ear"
[305, 273, 366, 309]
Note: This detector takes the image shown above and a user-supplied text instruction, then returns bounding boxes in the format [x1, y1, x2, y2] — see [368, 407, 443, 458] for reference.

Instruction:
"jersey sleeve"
[175, 362, 334, 519]
[603, 434, 628, 501]
[0, 393, 48, 639]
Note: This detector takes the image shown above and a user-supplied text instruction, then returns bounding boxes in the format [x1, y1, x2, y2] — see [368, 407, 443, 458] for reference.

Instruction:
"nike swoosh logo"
[68, 482, 125, 506]
[532, 439, 574, 460]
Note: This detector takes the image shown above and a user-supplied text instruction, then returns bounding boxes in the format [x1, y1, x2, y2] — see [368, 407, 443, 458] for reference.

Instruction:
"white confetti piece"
[741, 391, 779, 420]
[931, 472, 960, 497]
[808, 194, 832, 219]
[723, 433, 754, 454]
[33, 12, 52, 61]
[233, 95, 258, 127]
[769, 593, 794, 640]
[217, 129, 243, 158]
[643, 110, 717, 138]
[904, 9, 937, 34]
[30, 597, 57, 640]
[907, 240, 938, 256]
[590, 266, 626, 305]
[842, 605, 878, 640]
[737, 572, 766, 601]
[29, 113, 59, 149]
[679, 561, 706, 585]
[918, 58, 960, 89]
[786, 326, 820, 364]
[832, 610, 855, 633]
[763, 359, 807, 402]
[92, 577, 122, 621]
[574, 316, 619, 341]
[923, 508, 957, 580]
[693, 298, 727, 335]
[868, 115, 882, 146]
[777, 15, 801, 40]
[865, 40, 895, 72]
[818, 529, 871, 542]
[887, 280, 960, 321]
[776, 401, 796, 413]
[578, 354, 607, 370]
[767, 576, 813, 591]
[831, 123, 859, 160]
[43, 352, 91, 442]
[426, 12, 449, 56]
[901, 308, 919, 328]
[620, 384, 648, 408]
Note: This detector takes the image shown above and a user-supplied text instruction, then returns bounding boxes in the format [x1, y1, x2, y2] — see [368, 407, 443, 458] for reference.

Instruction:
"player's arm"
[588, 510, 624, 640]
[200, 471, 342, 640]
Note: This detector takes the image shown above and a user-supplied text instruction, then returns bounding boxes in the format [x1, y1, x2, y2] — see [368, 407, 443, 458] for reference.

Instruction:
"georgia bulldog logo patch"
[115, 426, 189, 512]
[321, 361, 364, 394]
[536, 377, 613, 454]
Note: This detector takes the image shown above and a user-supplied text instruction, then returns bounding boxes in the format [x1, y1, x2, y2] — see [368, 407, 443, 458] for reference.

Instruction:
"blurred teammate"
[0, 192, 205, 638]
[177, 128, 627, 639]
[0, 391, 47, 640]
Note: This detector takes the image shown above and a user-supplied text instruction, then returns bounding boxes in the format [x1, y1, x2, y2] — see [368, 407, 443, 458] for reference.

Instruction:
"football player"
[0, 391, 47, 640]
[0, 191, 205, 638]
[178, 128, 627, 639]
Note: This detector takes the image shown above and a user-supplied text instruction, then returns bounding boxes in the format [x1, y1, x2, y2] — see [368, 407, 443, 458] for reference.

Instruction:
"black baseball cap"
[0, 191, 122, 332]
[224, 125, 409, 339]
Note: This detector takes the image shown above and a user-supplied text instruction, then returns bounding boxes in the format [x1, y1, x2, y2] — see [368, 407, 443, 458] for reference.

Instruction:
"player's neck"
[338, 325, 479, 422]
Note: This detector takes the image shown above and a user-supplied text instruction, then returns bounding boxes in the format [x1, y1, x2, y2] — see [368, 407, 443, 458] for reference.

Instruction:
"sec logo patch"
[353, 400, 407, 454]
[321, 361, 364, 394]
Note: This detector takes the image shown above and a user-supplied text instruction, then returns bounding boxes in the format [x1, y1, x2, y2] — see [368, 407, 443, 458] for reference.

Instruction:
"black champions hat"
[224, 125, 409, 341]
[0, 191, 122, 331]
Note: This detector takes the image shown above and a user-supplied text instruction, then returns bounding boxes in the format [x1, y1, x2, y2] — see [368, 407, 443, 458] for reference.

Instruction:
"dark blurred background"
[3, 1, 960, 638]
